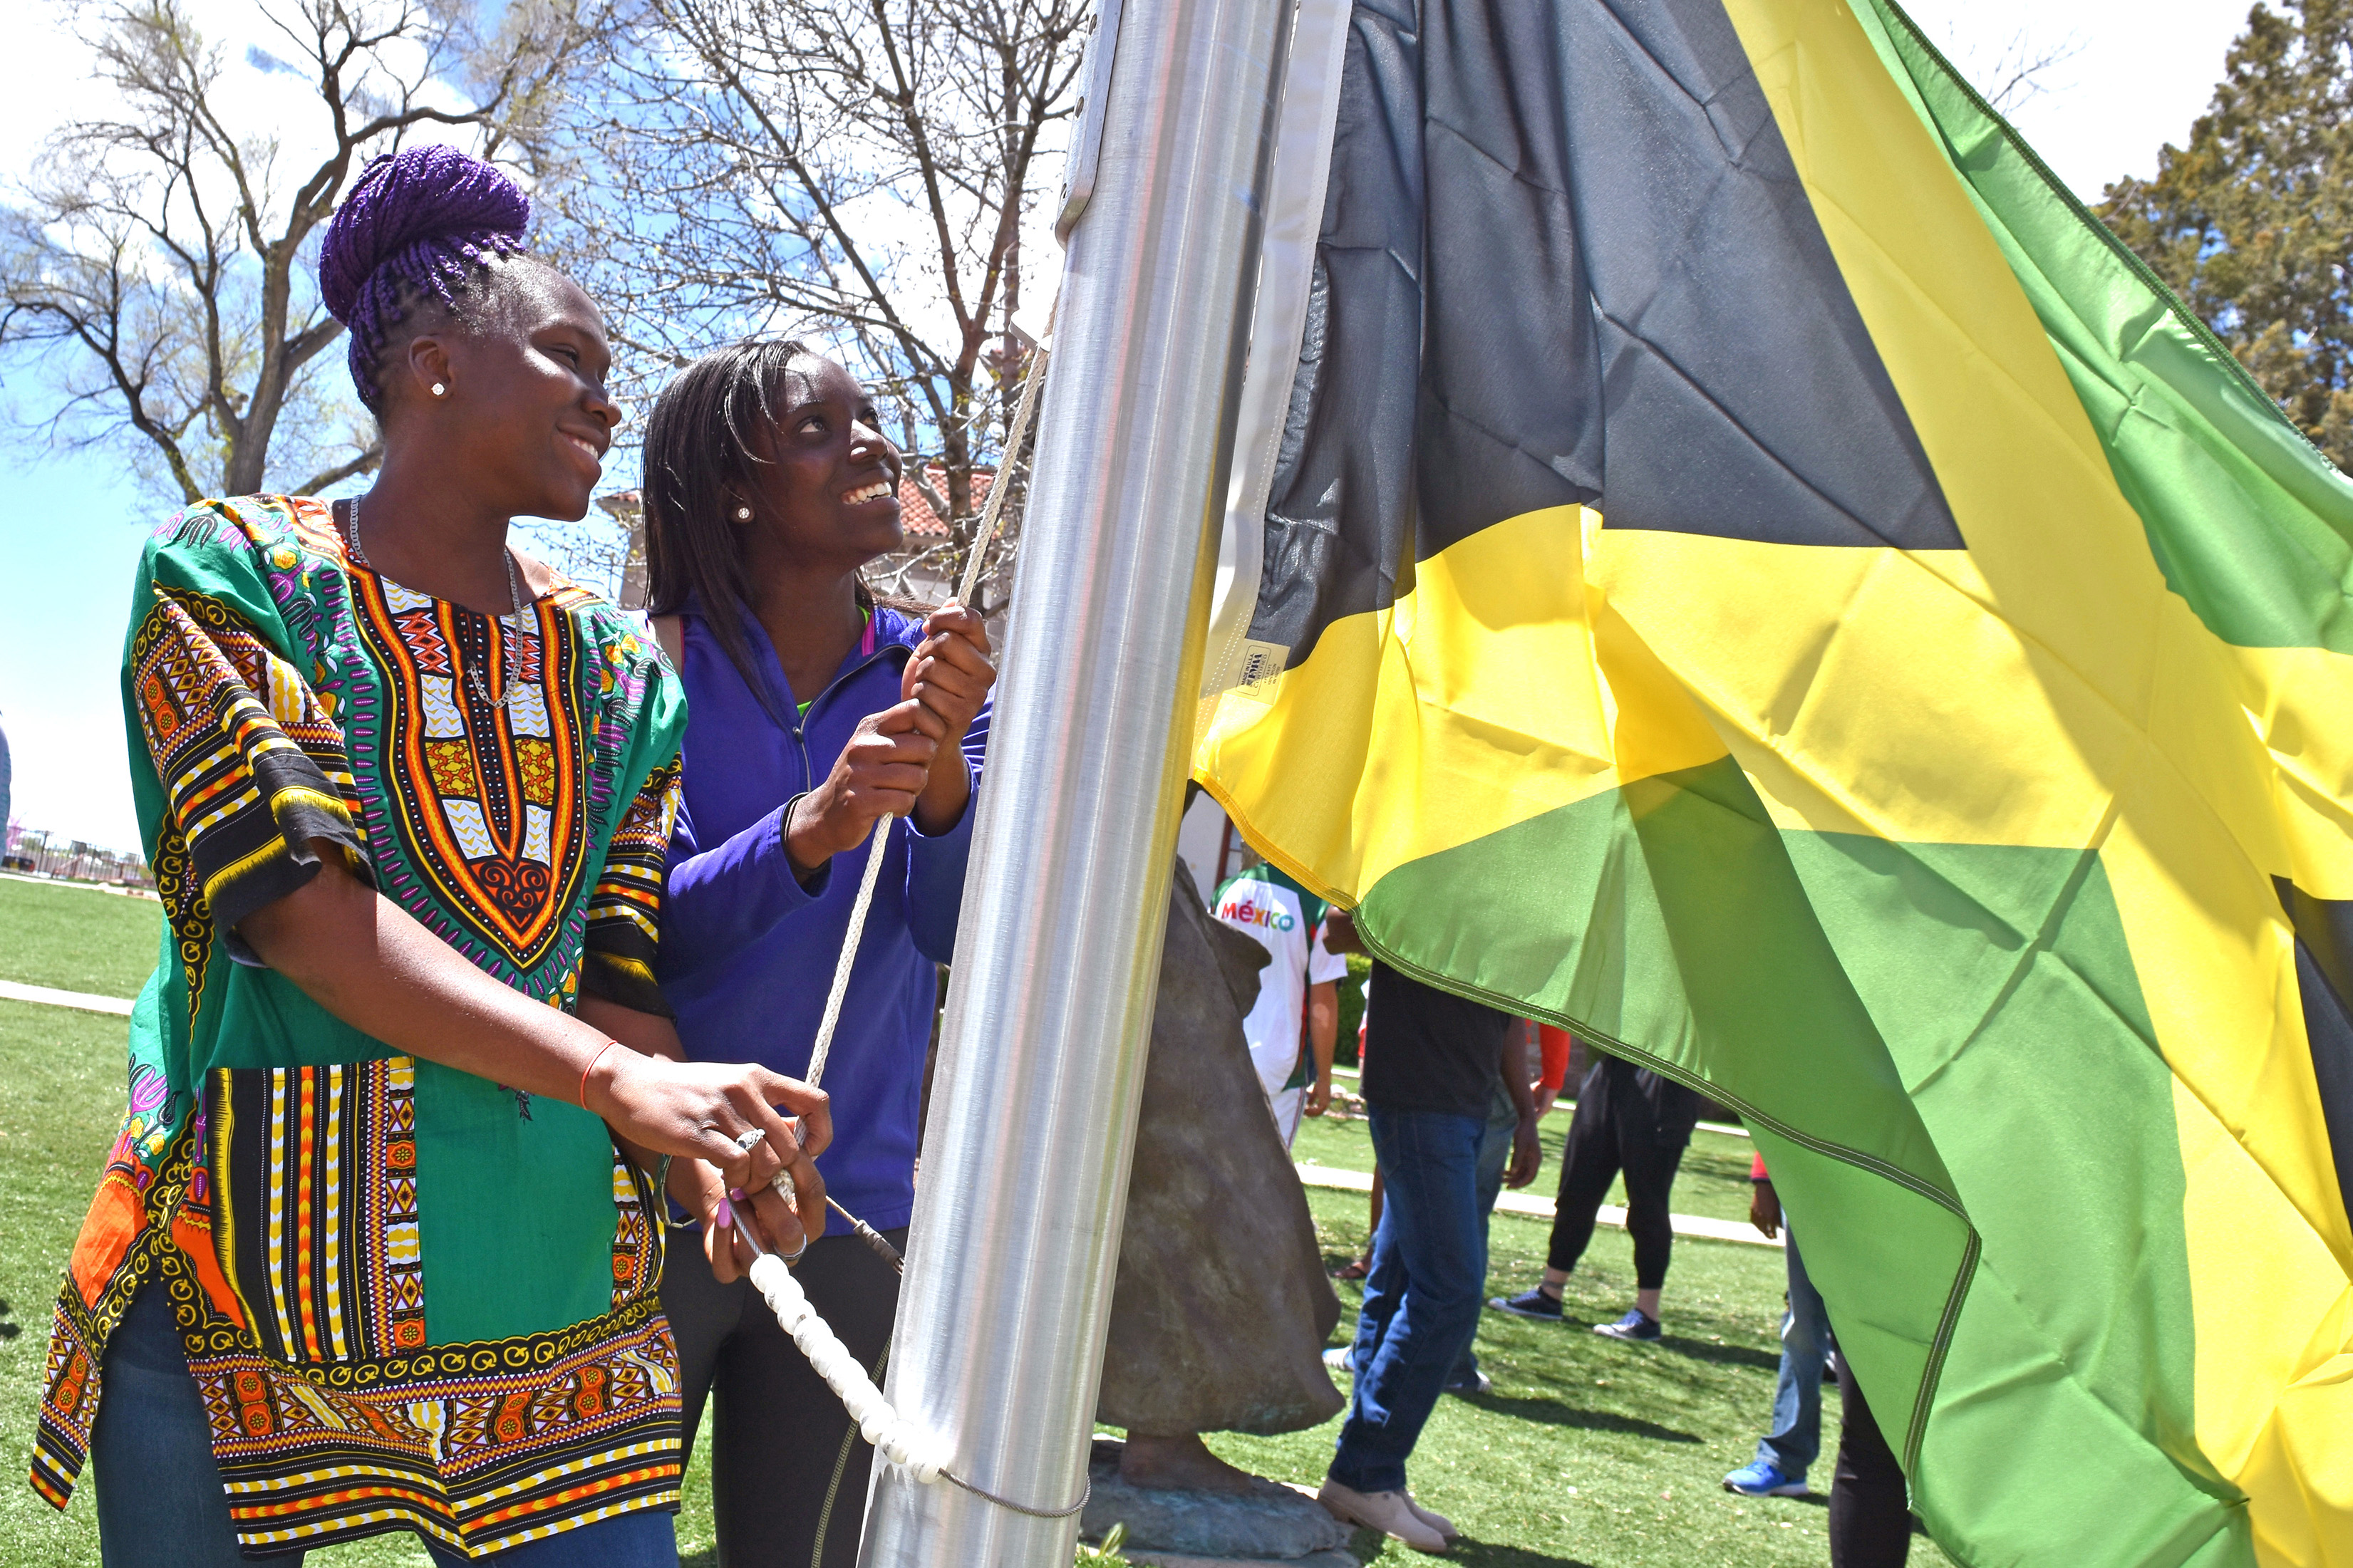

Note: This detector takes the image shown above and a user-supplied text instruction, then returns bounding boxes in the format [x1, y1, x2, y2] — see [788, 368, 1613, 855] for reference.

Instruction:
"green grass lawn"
[0, 878, 164, 1000]
[1194, 1188, 1908, 1566]
[0, 886, 1930, 1567]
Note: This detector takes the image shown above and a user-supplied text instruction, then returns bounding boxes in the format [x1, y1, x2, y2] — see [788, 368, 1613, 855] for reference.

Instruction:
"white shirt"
[1210, 864, 1349, 1099]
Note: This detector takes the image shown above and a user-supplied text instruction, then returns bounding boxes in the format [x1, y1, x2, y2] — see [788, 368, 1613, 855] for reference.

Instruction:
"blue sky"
[0, 0, 2262, 851]
[1, 438, 148, 848]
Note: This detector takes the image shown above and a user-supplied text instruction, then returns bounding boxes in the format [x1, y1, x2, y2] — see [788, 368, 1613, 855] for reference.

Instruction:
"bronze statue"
[1096, 859, 1346, 1492]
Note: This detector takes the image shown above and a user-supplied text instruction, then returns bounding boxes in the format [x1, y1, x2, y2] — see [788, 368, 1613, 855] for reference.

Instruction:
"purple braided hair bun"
[319, 145, 531, 408]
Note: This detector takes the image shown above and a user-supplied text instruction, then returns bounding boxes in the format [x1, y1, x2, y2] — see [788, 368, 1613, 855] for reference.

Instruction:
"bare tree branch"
[294, 438, 385, 495]
[1, 0, 611, 502]
[1951, 24, 2086, 115]
[545, 0, 1089, 614]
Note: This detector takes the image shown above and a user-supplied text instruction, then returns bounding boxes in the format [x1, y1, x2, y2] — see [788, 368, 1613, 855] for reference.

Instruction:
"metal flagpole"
[856, 0, 1295, 1556]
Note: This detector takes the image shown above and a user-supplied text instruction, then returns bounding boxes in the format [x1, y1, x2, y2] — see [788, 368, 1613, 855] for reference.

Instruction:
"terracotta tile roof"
[591, 479, 986, 542]
[899, 469, 994, 538]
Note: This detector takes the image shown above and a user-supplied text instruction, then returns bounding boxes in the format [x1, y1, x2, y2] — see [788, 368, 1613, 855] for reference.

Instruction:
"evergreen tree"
[2101, 0, 2353, 468]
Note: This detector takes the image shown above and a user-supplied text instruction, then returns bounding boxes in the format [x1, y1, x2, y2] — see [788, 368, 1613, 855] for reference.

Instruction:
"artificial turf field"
[0, 873, 1940, 1566]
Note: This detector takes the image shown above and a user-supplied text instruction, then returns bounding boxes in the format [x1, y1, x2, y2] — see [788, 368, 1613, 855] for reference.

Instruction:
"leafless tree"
[1951, 24, 2086, 116]
[1, 0, 608, 504]
[552, 0, 1091, 615]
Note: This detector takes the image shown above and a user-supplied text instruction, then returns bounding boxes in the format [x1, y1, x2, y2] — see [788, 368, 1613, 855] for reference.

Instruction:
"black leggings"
[663, 1223, 908, 1568]
[1546, 1089, 1687, 1288]
[1831, 1351, 1913, 1568]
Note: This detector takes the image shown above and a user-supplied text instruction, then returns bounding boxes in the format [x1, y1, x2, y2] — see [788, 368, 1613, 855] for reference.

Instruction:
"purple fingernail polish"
[715, 1198, 735, 1230]
[729, 1187, 748, 1203]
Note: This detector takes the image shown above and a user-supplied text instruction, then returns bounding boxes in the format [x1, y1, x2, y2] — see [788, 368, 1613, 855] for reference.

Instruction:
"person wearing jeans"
[92, 1287, 680, 1568]
[1724, 1157, 1831, 1496]
[1444, 1025, 1543, 1394]
[38, 149, 827, 1567]
[1724, 1156, 1913, 1563]
[1317, 950, 1514, 1554]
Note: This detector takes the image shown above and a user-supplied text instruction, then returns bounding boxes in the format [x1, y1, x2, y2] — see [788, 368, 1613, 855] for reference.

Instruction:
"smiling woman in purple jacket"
[638, 338, 995, 1567]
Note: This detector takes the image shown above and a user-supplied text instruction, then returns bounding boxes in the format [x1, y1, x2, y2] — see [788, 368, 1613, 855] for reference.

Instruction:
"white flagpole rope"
[955, 316, 1051, 607]
[742, 311, 1081, 1518]
[795, 311, 1051, 1105]
[802, 819, 893, 1093]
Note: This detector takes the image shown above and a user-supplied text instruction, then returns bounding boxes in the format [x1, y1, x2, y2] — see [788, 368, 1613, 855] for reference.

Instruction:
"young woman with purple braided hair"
[30, 145, 831, 1566]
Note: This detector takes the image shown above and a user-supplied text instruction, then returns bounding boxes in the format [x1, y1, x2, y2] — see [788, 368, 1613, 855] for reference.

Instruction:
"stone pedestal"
[1083, 1440, 1355, 1565]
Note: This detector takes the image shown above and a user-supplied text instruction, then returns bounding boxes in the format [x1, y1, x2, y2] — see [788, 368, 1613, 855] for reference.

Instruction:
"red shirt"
[1536, 1024, 1574, 1093]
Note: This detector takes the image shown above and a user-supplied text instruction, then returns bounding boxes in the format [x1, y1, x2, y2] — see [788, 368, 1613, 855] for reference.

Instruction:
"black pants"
[1546, 1081, 1688, 1288]
[663, 1224, 908, 1568]
[1830, 1351, 1913, 1568]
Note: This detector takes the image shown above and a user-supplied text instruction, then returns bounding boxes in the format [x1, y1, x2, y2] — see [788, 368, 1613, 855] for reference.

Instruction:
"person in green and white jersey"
[1210, 857, 1348, 1145]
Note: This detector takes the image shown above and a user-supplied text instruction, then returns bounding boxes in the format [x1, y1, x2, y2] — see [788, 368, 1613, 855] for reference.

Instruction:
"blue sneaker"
[1722, 1460, 1809, 1497]
[1489, 1286, 1564, 1320]
[1593, 1308, 1662, 1341]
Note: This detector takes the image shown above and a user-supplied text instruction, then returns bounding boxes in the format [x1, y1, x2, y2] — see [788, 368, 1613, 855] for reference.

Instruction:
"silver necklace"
[347, 494, 530, 709]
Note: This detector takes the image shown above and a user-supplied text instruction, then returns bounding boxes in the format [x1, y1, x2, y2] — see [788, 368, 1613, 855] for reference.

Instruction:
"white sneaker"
[1318, 1478, 1450, 1553]
[1405, 1492, 1457, 1539]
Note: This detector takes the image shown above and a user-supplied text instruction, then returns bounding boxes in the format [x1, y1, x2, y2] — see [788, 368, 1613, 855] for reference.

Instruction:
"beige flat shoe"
[1318, 1478, 1449, 1554]
[1405, 1492, 1457, 1540]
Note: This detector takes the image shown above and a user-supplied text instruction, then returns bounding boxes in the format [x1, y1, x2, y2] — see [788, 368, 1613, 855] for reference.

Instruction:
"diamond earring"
[431, 383, 447, 397]
[735, 507, 752, 520]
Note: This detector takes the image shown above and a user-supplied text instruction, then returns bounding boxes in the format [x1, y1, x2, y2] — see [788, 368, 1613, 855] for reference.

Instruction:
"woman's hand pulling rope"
[580, 1049, 830, 1240]
[718, 313, 1072, 1515]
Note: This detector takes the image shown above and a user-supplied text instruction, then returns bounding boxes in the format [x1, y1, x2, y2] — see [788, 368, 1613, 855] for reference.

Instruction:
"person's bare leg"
[1635, 1287, 1662, 1322]
[1120, 1433, 1263, 1494]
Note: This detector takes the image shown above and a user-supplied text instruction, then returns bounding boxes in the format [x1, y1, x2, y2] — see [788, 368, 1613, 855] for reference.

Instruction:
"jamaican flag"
[1192, 0, 2353, 1560]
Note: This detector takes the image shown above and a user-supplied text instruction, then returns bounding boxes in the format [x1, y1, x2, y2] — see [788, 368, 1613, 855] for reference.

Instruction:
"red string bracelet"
[579, 1039, 623, 1111]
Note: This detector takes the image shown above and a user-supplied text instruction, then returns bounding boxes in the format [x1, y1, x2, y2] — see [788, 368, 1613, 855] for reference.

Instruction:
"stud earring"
[431, 383, 447, 397]
[735, 506, 752, 520]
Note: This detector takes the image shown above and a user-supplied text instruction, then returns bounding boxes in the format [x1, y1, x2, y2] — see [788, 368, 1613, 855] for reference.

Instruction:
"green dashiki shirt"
[31, 495, 688, 1558]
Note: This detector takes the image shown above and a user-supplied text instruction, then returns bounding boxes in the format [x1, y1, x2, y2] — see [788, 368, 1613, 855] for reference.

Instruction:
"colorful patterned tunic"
[31, 496, 687, 1558]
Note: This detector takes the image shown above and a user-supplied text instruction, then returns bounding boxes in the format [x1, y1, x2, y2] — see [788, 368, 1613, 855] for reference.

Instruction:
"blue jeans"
[1756, 1227, 1832, 1478]
[94, 1283, 680, 1565]
[1449, 1084, 1519, 1385]
[1331, 1108, 1488, 1495]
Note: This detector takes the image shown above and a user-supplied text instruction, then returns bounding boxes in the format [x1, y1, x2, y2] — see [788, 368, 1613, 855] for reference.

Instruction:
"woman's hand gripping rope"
[738, 606, 993, 1277]
[715, 308, 1077, 1516]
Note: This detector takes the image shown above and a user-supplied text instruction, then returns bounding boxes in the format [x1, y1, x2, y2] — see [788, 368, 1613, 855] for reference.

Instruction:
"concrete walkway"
[0, 979, 1780, 1250]
[1292, 1161, 1780, 1249]
[0, 872, 159, 900]
[0, 979, 135, 1017]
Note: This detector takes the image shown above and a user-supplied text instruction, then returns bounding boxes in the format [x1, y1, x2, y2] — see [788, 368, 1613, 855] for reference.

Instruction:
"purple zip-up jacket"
[660, 597, 986, 1231]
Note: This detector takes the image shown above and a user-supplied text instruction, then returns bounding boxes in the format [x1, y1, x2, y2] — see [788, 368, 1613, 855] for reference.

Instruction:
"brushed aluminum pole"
[857, 0, 1293, 1558]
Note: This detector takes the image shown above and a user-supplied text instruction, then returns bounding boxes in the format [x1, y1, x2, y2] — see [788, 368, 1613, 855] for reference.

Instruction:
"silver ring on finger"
[733, 1127, 767, 1156]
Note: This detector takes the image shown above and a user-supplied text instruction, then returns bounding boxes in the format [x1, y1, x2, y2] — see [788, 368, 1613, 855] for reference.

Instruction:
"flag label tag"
[1229, 639, 1290, 705]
